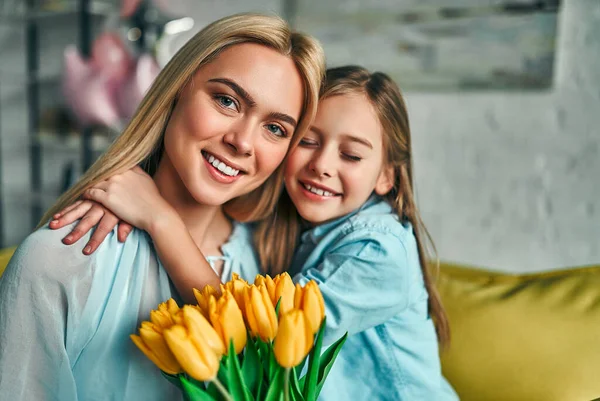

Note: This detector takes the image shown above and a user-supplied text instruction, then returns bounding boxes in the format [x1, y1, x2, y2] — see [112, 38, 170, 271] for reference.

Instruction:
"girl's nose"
[309, 151, 335, 178]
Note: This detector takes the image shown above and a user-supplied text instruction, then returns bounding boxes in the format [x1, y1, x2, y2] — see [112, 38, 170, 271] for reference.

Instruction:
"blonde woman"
[0, 14, 324, 401]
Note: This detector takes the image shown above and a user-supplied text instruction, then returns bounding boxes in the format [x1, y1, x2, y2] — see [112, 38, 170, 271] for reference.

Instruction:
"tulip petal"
[164, 326, 219, 381]
[133, 330, 181, 374]
[182, 305, 225, 355]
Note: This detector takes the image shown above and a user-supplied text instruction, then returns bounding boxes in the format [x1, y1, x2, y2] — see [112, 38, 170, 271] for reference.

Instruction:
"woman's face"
[161, 43, 304, 207]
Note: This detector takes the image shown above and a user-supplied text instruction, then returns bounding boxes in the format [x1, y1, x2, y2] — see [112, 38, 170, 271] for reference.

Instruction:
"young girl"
[51, 66, 458, 400]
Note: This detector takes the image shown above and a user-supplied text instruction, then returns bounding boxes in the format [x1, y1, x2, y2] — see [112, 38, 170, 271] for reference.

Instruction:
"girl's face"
[160, 43, 304, 207]
[284, 93, 393, 224]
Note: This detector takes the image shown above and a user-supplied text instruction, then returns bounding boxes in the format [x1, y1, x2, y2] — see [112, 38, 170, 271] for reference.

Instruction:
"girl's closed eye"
[342, 153, 362, 162]
[299, 137, 319, 147]
[214, 94, 239, 111]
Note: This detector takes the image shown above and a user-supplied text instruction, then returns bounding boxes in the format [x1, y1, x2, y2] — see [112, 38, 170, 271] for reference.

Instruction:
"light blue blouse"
[0, 222, 260, 401]
[292, 196, 459, 401]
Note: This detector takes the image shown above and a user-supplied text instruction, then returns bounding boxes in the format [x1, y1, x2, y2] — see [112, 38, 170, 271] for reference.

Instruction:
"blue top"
[0, 222, 261, 401]
[292, 196, 458, 401]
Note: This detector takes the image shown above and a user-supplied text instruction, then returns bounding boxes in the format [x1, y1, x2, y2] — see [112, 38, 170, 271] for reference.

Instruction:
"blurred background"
[0, 0, 597, 273]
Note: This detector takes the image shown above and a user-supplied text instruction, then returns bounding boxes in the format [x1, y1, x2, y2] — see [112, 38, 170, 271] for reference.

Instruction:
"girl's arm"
[52, 167, 221, 303]
[293, 228, 412, 344]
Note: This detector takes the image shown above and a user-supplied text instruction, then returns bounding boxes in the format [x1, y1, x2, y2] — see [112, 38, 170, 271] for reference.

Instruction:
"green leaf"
[227, 340, 252, 401]
[274, 298, 282, 317]
[303, 318, 326, 401]
[180, 376, 217, 401]
[242, 334, 262, 395]
[290, 367, 305, 401]
[161, 371, 183, 390]
[264, 366, 284, 401]
[205, 382, 223, 401]
[316, 332, 348, 397]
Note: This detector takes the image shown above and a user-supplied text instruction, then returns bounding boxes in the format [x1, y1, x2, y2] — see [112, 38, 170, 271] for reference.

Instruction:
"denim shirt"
[292, 196, 458, 401]
[0, 222, 260, 401]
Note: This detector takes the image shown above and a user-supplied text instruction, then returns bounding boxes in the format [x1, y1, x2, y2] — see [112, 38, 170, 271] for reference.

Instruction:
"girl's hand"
[82, 166, 176, 234]
[49, 200, 133, 255]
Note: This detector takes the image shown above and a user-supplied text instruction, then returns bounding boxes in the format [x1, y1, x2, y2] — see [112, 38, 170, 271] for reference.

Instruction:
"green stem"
[212, 377, 234, 401]
[284, 367, 291, 401]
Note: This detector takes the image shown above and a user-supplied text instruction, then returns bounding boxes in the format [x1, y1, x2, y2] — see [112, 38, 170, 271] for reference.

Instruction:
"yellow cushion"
[438, 262, 600, 401]
[0, 247, 15, 278]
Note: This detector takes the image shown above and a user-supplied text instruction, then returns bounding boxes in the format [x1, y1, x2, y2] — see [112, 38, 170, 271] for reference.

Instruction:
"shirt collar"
[300, 194, 383, 244]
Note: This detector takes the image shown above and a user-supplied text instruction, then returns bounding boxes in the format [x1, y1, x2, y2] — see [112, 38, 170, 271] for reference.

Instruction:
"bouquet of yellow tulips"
[131, 272, 347, 401]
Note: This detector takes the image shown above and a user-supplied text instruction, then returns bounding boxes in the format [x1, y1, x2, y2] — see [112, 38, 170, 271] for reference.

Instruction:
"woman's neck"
[152, 155, 232, 253]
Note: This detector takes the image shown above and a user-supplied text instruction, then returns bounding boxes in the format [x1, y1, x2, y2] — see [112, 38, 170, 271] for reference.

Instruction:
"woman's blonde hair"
[39, 13, 325, 226]
[255, 65, 450, 346]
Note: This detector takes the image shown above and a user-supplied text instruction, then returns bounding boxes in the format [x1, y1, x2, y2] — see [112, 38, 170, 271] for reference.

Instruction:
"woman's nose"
[223, 123, 255, 156]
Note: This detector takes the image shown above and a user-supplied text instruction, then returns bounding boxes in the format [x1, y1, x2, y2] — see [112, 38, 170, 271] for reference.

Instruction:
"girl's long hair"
[38, 13, 325, 227]
[254, 66, 450, 346]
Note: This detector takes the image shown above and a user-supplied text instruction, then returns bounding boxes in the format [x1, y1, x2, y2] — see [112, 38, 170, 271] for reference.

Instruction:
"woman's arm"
[0, 228, 85, 399]
[70, 167, 221, 303]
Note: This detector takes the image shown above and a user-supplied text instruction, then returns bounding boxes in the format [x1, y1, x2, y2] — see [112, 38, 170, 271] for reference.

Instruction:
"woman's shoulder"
[10, 223, 95, 280]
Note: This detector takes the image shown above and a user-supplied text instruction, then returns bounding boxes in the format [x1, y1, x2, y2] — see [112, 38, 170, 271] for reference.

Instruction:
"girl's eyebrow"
[341, 134, 373, 149]
[310, 125, 373, 149]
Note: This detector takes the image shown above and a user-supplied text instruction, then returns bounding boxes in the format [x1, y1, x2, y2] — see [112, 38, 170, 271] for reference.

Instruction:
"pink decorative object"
[116, 54, 161, 121]
[152, 0, 197, 17]
[62, 46, 122, 129]
[120, 0, 143, 17]
[91, 32, 134, 83]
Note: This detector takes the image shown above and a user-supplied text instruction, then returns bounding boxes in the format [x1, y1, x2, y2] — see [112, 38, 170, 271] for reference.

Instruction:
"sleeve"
[293, 229, 412, 345]
[0, 225, 94, 401]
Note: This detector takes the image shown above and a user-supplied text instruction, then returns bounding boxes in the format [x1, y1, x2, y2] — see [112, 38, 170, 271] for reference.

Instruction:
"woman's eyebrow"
[267, 112, 297, 128]
[208, 78, 256, 107]
[208, 78, 297, 127]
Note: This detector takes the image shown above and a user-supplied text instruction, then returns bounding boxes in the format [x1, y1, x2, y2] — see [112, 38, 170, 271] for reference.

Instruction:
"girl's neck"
[152, 155, 233, 252]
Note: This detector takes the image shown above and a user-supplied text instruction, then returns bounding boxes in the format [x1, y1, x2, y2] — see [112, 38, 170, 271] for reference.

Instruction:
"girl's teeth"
[304, 183, 335, 197]
[204, 152, 240, 177]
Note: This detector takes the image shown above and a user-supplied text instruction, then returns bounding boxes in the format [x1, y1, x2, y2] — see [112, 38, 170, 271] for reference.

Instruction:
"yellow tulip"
[181, 305, 225, 355]
[221, 273, 249, 313]
[273, 272, 295, 316]
[148, 298, 180, 331]
[273, 309, 314, 368]
[244, 284, 278, 341]
[193, 285, 218, 317]
[294, 281, 325, 334]
[164, 325, 221, 381]
[209, 291, 247, 354]
[131, 321, 182, 375]
[254, 274, 276, 302]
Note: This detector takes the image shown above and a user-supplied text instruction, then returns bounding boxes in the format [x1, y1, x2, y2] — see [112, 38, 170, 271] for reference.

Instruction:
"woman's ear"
[374, 165, 394, 196]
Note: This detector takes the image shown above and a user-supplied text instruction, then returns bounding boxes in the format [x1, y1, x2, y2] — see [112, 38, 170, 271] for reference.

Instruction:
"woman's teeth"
[303, 183, 335, 197]
[204, 153, 240, 177]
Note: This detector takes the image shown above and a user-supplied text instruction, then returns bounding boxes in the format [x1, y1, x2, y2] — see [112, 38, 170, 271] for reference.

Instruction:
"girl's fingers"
[82, 188, 108, 205]
[62, 205, 106, 245]
[53, 200, 84, 219]
[117, 222, 134, 243]
[49, 201, 94, 230]
[83, 212, 120, 255]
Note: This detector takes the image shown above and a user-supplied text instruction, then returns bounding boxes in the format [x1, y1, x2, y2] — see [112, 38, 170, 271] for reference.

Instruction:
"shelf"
[0, 1, 113, 24]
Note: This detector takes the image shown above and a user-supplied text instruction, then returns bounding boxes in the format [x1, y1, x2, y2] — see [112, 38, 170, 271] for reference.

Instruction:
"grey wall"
[409, 0, 600, 272]
[0, 0, 598, 272]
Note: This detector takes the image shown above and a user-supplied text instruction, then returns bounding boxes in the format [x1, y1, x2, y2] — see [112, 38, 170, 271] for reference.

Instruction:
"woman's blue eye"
[216, 95, 237, 110]
[266, 124, 286, 137]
